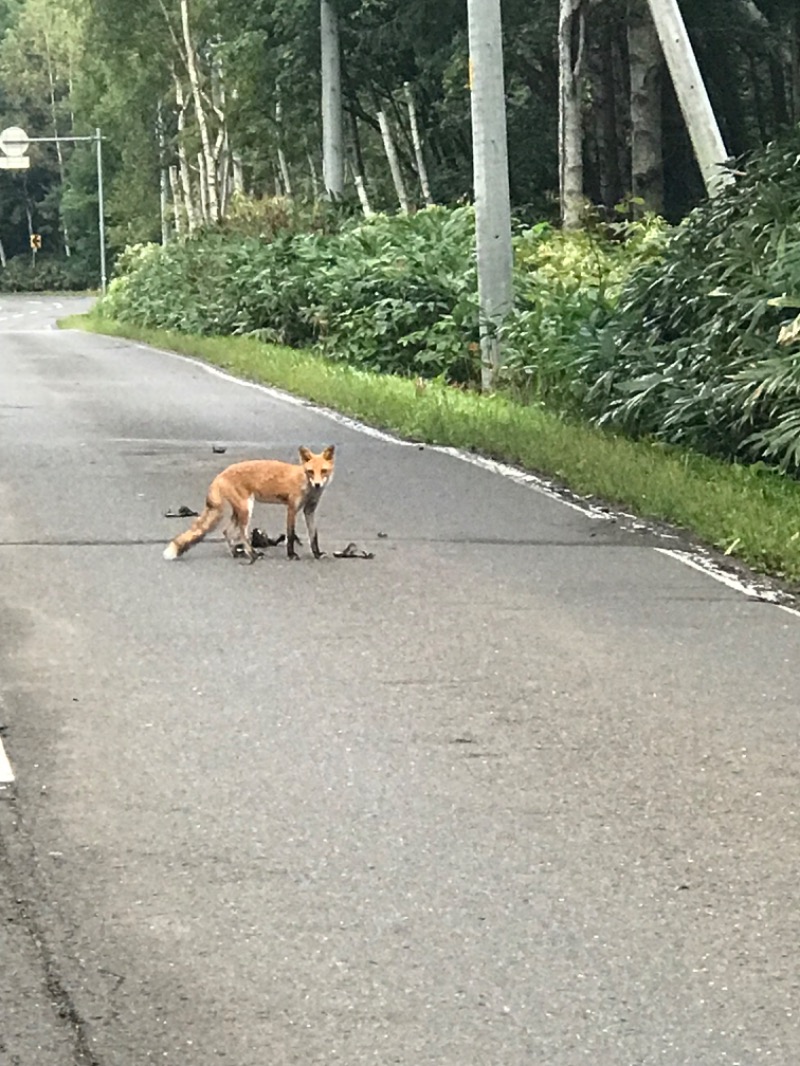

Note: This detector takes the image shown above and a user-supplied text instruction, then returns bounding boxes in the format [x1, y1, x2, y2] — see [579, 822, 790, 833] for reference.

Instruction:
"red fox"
[163, 445, 335, 563]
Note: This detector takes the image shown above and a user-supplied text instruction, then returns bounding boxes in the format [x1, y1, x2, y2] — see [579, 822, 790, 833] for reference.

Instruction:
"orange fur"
[163, 445, 335, 563]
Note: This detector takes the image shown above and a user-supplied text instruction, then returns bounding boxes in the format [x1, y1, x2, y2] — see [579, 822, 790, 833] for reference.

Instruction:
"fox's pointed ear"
[298, 446, 312, 461]
[322, 445, 335, 460]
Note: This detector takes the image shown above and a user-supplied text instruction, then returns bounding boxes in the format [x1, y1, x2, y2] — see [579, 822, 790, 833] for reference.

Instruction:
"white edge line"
[0, 737, 14, 784]
[656, 548, 800, 620]
[137, 342, 800, 620]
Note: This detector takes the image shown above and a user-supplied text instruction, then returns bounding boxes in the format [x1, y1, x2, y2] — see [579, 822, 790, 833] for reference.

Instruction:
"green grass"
[62, 312, 800, 588]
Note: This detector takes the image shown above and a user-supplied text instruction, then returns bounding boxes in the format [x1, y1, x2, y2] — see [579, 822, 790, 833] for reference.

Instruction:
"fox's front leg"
[303, 499, 324, 559]
[286, 502, 300, 559]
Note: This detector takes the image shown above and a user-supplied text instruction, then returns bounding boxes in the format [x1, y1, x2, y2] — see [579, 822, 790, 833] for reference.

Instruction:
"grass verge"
[62, 312, 800, 587]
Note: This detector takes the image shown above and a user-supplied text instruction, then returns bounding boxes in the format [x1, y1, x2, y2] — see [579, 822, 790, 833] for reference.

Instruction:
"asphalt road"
[1, 295, 800, 1065]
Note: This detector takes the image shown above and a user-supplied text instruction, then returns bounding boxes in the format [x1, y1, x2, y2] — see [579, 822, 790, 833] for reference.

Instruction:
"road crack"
[0, 796, 105, 1066]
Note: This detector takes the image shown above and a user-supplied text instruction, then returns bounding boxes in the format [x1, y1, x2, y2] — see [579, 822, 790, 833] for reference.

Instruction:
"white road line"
[140, 342, 800, 618]
[0, 737, 14, 784]
[656, 548, 800, 619]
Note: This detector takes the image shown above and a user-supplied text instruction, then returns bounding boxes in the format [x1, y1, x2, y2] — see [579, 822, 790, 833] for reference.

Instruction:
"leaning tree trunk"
[559, 0, 586, 229]
[404, 82, 433, 206]
[377, 109, 410, 213]
[628, 0, 663, 216]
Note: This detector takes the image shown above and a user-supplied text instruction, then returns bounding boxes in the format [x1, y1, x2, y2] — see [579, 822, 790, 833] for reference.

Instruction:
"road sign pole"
[0, 126, 108, 293]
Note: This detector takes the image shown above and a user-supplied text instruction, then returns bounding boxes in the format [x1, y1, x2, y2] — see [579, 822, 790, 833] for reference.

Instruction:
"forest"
[0, 0, 797, 275]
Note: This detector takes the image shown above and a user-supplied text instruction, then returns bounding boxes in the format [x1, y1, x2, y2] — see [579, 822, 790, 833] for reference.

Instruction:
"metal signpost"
[0, 126, 107, 293]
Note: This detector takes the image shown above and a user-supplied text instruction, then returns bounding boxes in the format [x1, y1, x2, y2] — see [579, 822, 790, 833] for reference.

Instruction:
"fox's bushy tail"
[163, 486, 224, 560]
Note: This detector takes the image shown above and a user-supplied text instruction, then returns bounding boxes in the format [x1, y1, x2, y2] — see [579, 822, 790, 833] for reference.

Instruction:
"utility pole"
[320, 0, 344, 199]
[467, 0, 514, 392]
[645, 0, 733, 197]
[95, 128, 107, 294]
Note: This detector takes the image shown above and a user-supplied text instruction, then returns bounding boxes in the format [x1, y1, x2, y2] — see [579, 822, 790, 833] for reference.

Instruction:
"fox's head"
[298, 445, 335, 490]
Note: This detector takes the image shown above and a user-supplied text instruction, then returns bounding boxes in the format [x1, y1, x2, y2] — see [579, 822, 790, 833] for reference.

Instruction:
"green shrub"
[500, 214, 669, 409]
[100, 206, 481, 381]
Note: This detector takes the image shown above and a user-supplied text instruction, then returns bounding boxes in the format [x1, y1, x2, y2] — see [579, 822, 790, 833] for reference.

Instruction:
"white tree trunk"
[307, 153, 321, 200]
[174, 76, 199, 234]
[377, 110, 410, 213]
[180, 0, 220, 220]
[559, 0, 586, 229]
[275, 98, 293, 197]
[210, 53, 233, 217]
[628, 0, 663, 215]
[349, 164, 374, 217]
[218, 132, 231, 216]
[404, 82, 433, 206]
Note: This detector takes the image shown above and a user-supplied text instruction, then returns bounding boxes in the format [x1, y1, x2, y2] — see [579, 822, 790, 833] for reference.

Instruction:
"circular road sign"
[0, 126, 30, 157]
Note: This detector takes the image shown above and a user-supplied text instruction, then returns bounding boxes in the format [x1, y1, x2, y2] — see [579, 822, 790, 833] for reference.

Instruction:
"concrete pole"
[645, 0, 734, 197]
[321, 0, 345, 199]
[467, 0, 514, 392]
